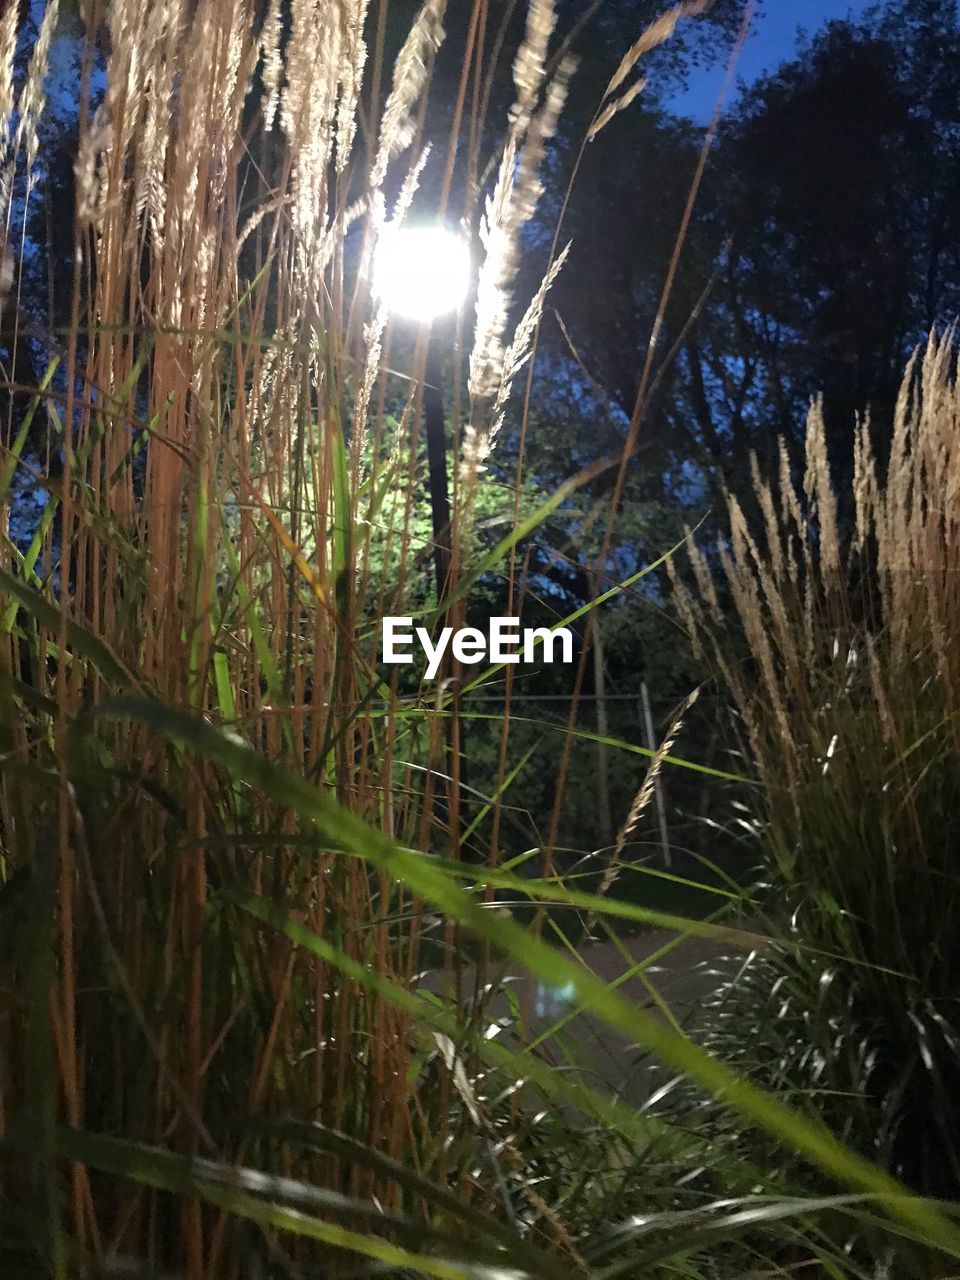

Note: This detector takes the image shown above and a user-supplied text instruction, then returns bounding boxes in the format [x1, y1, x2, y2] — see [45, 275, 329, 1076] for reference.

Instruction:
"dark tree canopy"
[532, 0, 960, 510]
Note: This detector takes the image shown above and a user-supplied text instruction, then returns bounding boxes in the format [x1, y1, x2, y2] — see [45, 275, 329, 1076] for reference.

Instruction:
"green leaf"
[431, 456, 615, 620]
[0, 570, 134, 688]
[80, 696, 960, 1256]
[0, 358, 59, 506]
[54, 1129, 523, 1280]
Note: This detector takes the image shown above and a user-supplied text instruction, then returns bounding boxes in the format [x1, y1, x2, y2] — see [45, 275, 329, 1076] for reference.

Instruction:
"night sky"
[666, 0, 877, 119]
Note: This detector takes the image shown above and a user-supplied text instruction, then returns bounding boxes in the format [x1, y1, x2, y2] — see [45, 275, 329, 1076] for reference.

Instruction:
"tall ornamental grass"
[673, 334, 960, 1202]
[1, 1, 960, 1277]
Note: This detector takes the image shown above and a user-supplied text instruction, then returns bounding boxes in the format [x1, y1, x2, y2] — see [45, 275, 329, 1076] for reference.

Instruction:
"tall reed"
[3, 2, 960, 1277]
[0, 0, 582, 1271]
[0, 0, 731, 1274]
[672, 334, 960, 1199]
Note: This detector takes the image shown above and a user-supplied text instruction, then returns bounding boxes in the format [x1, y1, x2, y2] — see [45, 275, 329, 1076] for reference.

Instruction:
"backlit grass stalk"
[3, 2, 950, 1278]
[671, 333, 960, 1201]
[0, 0, 569, 1270]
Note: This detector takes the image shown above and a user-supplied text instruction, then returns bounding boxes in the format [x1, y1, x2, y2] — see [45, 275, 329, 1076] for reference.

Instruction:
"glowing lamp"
[373, 223, 471, 322]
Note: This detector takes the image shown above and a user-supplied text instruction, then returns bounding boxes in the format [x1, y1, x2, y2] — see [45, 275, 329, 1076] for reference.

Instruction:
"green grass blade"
[55, 1129, 521, 1280]
[80, 696, 960, 1255]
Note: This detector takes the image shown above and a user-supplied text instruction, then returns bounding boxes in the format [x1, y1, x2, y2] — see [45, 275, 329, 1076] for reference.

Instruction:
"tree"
[529, 0, 960, 512]
[708, 7, 960, 482]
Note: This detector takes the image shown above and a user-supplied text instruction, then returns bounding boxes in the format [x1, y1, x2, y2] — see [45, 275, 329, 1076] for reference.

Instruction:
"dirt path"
[425, 930, 741, 1102]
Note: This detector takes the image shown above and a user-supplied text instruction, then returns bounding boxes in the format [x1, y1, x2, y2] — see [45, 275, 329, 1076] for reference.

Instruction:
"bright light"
[373, 223, 471, 322]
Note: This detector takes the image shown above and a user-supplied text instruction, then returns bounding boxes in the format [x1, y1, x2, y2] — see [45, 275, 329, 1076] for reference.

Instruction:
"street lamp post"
[372, 221, 471, 604]
[423, 337, 451, 601]
[373, 222, 474, 842]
